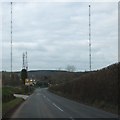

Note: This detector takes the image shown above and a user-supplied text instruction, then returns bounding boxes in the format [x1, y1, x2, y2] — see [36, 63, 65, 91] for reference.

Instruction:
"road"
[12, 88, 118, 119]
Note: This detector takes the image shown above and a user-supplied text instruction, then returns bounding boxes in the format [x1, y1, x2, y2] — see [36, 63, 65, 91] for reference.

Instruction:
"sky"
[1, 2, 118, 72]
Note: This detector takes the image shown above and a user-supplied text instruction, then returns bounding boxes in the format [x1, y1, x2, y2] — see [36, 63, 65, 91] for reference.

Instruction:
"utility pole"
[10, 2, 13, 78]
[89, 5, 91, 71]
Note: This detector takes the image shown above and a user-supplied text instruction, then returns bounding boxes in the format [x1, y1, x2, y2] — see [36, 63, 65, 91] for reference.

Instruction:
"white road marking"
[43, 95, 46, 98]
[44, 88, 48, 89]
[52, 103, 64, 112]
[69, 117, 74, 120]
[47, 98, 50, 102]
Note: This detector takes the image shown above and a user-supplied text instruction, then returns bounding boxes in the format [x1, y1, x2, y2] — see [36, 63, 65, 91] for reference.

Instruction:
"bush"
[2, 87, 16, 103]
[2, 86, 26, 103]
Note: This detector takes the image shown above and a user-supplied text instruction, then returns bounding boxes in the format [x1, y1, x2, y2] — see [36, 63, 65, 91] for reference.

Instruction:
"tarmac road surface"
[12, 88, 118, 119]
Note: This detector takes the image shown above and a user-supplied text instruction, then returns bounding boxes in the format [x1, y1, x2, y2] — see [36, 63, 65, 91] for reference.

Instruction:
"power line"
[89, 5, 91, 71]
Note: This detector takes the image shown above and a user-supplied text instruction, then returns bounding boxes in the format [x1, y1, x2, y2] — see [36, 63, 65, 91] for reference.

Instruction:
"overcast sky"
[2, 2, 118, 71]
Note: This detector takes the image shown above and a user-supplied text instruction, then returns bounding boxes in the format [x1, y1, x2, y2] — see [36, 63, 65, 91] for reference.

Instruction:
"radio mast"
[89, 5, 91, 71]
[26, 51, 28, 71]
[22, 53, 25, 69]
[22, 51, 28, 71]
[10, 2, 13, 77]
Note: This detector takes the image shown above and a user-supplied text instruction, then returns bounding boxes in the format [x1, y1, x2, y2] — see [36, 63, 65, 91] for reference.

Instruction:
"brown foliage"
[49, 63, 119, 107]
[2, 71, 21, 86]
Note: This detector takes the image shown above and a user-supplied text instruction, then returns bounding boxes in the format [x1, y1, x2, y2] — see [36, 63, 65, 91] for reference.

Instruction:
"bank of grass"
[2, 98, 24, 118]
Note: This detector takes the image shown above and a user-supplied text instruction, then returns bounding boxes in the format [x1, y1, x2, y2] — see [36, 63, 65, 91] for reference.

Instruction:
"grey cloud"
[2, 2, 118, 71]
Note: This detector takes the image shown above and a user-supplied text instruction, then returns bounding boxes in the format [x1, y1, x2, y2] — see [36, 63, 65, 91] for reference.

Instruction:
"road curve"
[11, 88, 118, 119]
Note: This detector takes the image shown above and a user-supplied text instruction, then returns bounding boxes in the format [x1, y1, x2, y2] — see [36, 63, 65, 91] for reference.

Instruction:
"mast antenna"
[22, 53, 25, 69]
[26, 51, 28, 71]
[89, 5, 92, 71]
[10, 2, 13, 77]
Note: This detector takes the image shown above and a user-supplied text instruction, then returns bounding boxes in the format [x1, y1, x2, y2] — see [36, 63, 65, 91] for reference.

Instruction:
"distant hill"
[2, 69, 87, 86]
[28, 70, 67, 77]
[3, 62, 119, 86]
[27, 70, 87, 84]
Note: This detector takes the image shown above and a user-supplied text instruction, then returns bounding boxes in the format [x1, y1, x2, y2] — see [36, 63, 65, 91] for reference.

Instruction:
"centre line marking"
[47, 98, 50, 102]
[43, 95, 46, 98]
[36, 93, 39, 95]
[52, 103, 63, 112]
[70, 117, 74, 120]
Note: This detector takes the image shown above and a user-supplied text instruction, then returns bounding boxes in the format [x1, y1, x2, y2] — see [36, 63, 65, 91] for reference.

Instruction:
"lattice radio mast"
[22, 51, 28, 71]
[10, 2, 13, 77]
[89, 5, 92, 71]
[26, 51, 28, 71]
[22, 53, 25, 69]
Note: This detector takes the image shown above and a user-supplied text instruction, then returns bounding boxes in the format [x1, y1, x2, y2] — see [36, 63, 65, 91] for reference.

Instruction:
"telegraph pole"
[89, 5, 91, 71]
[10, 2, 13, 78]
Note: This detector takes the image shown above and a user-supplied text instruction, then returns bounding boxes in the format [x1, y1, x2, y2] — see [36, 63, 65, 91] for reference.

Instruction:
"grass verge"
[2, 98, 24, 118]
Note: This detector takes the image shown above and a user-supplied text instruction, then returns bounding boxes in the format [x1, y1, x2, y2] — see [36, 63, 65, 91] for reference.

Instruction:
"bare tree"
[58, 67, 62, 71]
[66, 65, 76, 72]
